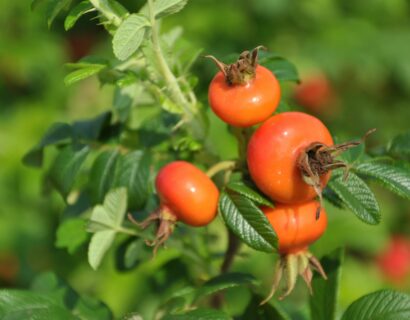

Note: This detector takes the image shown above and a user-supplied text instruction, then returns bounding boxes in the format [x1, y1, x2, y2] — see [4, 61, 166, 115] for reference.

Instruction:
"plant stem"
[89, 0, 122, 27]
[117, 226, 140, 237]
[220, 229, 241, 273]
[206, 160, 236, 178]
[147, 0, 192, 116]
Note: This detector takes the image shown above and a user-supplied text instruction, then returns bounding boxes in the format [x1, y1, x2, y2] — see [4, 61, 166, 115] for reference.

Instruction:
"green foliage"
[162, 308, 231, 320]
[310, 248, 344, 320]
[23, 123, 73, 167]
[328, 172, 380, 225]
[112, 14, 151, 61]
[219, 191, 277, 252]
[64, 1, 95, 31]
[18, 0, 410, 318]
[49, 145, 90, 198]
[341, 290, 410, 320]
[226, 182, 273, 208]
[56, 218, 89, 254]
[0, 272, 111, 320]
[387, 131, 410, 160]
[114, 150, 151, 209]
[194, 273, 255, 301]
[355, 160, 410, 200]
[64, 62, 107, 86]
[89, 150, 120, 204]
[87, 188, 129, 269]
[241, 296, 291, 320]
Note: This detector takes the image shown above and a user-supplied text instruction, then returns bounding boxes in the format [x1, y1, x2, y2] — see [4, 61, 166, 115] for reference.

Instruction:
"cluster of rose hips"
[134, 47, 364, 302]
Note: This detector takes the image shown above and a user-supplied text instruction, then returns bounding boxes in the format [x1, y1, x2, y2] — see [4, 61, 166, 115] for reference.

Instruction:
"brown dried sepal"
[128, 205, 177, 257]
[205, 45, 266, 85]
[260, 251, 327, 305]
[297, 128, 376, 219]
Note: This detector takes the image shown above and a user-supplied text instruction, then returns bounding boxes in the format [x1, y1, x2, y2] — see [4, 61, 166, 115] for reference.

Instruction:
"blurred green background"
[1, 0, 410, 319]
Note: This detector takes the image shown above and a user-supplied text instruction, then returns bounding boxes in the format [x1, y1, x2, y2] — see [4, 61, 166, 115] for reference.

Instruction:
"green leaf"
[29, 272, 112, 319]
[0, 290, 77, 320]
[49, 145, 90, 198]
[88, 230, 116, 270]
[154, 0, 189, 19]
[341, 290, 410, 320]
[328, 173, 380, 225]
[89, 187, 128, 230]
[323, 187, 344, 209]
[258, 53, 299, 83]
[162, 308, 231, 320]
[23, 123, 73, 167]
[64, 64, 106, 86]
[387, 131, 410, 160]
[115, 151, 151, 209]
[56, 218, 89, 254]
[72, 295, 112, 320]
[355, 161, 410, 200]
[219, 191, 277, 252]
[112, 14, 150, 61]
[241, 295, 291, 320]
[194, 273, 255, 301]
[310, 248, 344, 320]
[47, 0, 72, 28]
[72, 111, 112, 142]
[226, 182, 273, 208]
[64, 1, 95, 30]
[116, 238, 151, 271]
[113, 84, 139, 122]
[89, 150, 120, 204]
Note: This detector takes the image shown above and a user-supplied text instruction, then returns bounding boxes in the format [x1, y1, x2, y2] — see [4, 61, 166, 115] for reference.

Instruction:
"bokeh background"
[1, 0, 410, 319]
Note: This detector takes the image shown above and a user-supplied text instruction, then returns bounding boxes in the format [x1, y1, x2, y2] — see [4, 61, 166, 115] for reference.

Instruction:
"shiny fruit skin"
[155, 161, 219, 227]
[208, 65, 281, 127]
[247, 112, 333, 204]
[263, 201, 327, 254]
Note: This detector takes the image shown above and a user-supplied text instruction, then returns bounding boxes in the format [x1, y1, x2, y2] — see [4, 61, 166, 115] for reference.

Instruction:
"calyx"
[206, 46, 266, 85]
[297, 128, 376, 219]
[260, 251, 327, 304]
[128, 205, 177, 256]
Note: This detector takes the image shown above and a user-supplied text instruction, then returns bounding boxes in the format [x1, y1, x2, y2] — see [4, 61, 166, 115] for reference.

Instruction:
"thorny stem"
[206, 161, 237, 178]
[147, 0, 205, 138]
[89, 0, 122, 27]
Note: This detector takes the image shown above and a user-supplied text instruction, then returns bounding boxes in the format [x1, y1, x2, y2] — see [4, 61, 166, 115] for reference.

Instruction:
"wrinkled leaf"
[355, 161, 410, 200]
[341, 290, 410, 320]
[113, 14, 150, 61]
[219, 191, 277, 252]
[328, 173, 380, 225]
[226, 182, 273, 208]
